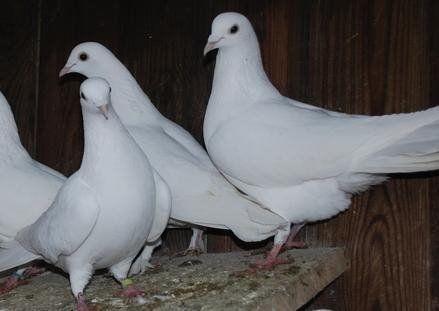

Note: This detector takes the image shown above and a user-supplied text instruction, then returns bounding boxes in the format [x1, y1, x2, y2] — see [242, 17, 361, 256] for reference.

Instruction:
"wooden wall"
[0, 0, 437, 309]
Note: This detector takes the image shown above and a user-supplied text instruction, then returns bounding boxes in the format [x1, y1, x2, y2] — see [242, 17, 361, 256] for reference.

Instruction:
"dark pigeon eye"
[80, 92, 86, 100]
[79, 52, 88, 61]
[229, 24, 239, 34]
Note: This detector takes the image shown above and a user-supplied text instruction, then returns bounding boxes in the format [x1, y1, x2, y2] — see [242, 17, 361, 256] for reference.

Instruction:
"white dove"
[59, 42, 288, 268]
[0, 91, 66, 293]
[7, 78, 169, 310]
[203, 12, 439, 268]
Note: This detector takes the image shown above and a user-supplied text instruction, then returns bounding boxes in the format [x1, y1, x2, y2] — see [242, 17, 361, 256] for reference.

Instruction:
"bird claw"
[174, 247, 204, 258]
[184, 248, 204, 257]
[249, 256, 290, 270]
[23, 266, 46, 278]
[115, 286, 145, 298]
[283, 240, 307, 250]
[0, 265, 46, 295]
[0, 276, 29, 295]
[76, 293, 97, 311]
[129, 259, 160, 276]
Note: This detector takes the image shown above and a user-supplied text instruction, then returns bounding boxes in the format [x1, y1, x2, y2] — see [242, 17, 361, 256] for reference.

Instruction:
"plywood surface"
[0, 248, 347, 311]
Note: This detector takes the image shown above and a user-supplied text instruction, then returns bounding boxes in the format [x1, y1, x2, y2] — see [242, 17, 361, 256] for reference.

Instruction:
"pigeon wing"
[16, 174, 100, 263]
[146, 170, 171, 242]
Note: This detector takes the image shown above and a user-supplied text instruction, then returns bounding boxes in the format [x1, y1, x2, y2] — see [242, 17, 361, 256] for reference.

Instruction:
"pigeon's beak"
[98, 104, 109, 120]
[203, 35, 223, 56]
[59, 63, 76, 77]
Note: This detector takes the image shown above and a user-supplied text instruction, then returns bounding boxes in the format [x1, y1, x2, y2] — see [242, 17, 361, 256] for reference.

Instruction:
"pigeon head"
[79, 77, 112, 120]
[204, 12, 256, 55]
[59, 42, 118, 78]
[61, 42, 158, 126]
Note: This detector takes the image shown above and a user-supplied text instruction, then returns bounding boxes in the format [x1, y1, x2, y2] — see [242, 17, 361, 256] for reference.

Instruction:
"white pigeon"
[0, 91, 66, 292]
[203, 12, 439, 268]
[7, 78, 170, 310]
[59, 42, 288, 267]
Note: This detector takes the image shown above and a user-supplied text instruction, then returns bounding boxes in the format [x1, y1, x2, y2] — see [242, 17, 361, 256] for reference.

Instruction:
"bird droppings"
[0, 248, 347, 310]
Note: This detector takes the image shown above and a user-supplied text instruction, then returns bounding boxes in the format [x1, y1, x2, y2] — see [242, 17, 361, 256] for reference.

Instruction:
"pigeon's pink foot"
[0, 265, 46, 295]
[283, 240, 307, 250]
[251, 256, 290, 270]
[76, 293, 95, 311]
[23, 266, 46, 278]
[248, 244, 291, 270]
[0, 275, 28, 295]
[148, 261, 161, 269]
[174, 247, 204, 257]
[175, 229, 205, 257]
[116, 285, 145, 298]
[282, 223, 306, 251]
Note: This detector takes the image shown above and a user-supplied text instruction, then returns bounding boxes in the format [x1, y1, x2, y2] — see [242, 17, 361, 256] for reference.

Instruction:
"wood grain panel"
[302, 0, 433, 309]
[429, 0, 439, 309]
[0, 0, 39, 155]
[37, 0, 124, 175]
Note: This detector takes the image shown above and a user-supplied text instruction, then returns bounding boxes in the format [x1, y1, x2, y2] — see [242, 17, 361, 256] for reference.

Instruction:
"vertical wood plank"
[429, 0, 439, 309]
[0, 0, 39, 155]
[37, 0, 124, 175]
[303, 0, 433, 309]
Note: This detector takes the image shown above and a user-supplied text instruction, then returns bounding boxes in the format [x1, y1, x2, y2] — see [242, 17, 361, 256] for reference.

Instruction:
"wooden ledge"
[0, 247, 347, 310]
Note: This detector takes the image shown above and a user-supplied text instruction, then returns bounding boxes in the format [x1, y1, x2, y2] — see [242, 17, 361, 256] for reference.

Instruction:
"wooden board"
[0, 248, 347, 311]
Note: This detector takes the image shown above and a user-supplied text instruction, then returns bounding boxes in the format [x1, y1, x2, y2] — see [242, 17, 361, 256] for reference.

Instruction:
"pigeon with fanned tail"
[203, 12, 439, 269]
[8, 78, 168, 310]
[60, 43, 288, 269]
[0, 91, 65, 294]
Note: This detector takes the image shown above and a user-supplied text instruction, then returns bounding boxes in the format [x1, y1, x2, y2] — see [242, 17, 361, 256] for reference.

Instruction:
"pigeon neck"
[212, 40, 280, 100]
[204, 39, 280, 141]
[100, 62, 163, 127]
[80, 105, 130, 172]
[0, 101, 31, 162]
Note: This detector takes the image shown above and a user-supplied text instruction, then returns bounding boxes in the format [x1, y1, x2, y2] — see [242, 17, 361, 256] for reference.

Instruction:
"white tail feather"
[0, 240, 40, 273]
[172, 191, 286, 242]
[359, 119, 439, 174]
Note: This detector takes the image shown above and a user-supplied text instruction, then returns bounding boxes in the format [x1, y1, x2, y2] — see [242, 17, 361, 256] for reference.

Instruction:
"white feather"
[15, 78, 161, 299]
[203, 12, 439, 244]
[0, 91, 65, 271]
[61, 43, 287, 249]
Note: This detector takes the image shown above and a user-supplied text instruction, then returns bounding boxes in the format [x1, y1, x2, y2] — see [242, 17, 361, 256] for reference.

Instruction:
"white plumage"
[0, 91, 65, 272]
[12, 78, 168, 308]
[59, 43, 288, 268]
[203, 12, 439, 266]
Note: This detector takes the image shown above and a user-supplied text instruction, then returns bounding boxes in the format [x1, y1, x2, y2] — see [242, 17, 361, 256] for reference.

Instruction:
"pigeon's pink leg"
[250, 223, 306, 270]
[251, 244, 289, 269]
[115, 278, 145, 298]
[175, 228, 205, 257]
[0, 275, 27, 295]
[0, 266, 45, 295]
[76, 293, 94, 311]
[116, 286, 145, 298]
[284, 223, 306, 249]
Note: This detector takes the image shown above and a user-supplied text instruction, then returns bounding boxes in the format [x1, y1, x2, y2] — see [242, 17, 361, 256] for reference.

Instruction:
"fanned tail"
[359, 112, 439, 174]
